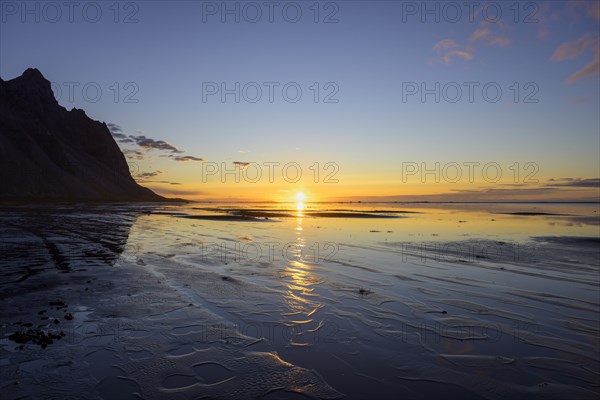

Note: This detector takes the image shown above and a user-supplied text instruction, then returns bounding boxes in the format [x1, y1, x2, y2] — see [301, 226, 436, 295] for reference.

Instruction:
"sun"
[295, 192, 305, 212]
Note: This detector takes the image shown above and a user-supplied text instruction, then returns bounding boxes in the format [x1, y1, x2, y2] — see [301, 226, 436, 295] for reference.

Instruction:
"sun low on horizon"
[295, 192, 306, 211]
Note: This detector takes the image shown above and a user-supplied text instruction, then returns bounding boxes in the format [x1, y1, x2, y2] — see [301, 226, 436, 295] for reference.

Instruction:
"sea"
[1, 202, 598, 399]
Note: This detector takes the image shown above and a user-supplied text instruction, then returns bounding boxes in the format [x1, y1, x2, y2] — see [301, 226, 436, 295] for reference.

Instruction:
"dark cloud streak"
[546, 178, 599, 188]
[129, 135, 182, 153]
[173, 156, 205, 162]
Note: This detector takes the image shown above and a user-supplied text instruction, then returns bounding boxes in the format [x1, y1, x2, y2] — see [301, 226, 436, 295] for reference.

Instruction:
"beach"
[1, 202, 598, 399]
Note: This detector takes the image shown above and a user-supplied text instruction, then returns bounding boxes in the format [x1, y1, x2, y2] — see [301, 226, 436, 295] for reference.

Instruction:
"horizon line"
[189, 201, 600, 204]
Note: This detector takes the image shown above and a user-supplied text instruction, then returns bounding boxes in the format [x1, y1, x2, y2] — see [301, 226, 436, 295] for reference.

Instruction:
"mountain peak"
[0, 68, 168, 202]
[21, 67, 45, 79]
[17, 68, 50, 88]
[2, 67, 55, 106]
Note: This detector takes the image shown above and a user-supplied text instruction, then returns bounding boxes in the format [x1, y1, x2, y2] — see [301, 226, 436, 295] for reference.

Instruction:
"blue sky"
[1, 1, 598, 201]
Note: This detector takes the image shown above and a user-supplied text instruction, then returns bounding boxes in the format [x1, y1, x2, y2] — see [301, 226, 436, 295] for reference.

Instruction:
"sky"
[1, 0, 599, 202]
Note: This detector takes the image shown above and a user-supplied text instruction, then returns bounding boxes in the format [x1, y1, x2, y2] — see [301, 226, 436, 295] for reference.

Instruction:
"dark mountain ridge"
[0, 68, 174, 202]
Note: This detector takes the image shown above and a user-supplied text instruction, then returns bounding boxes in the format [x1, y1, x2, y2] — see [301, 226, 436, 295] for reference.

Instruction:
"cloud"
[136, 170, 163, 179]
[123, 149, 145, 160]
[173, 156, 205, 162]
[142, 180, 182, 185]
[443, 49, 474, 64]
[469, 28, 490, 42]
[107, 123, 123, 135]
[468, 22, 511, 47]
[552, 35, 600, 83]
[448, 187, 557, 196]
[435, 21, 511, 64]
[552, 35, 598, 61]
[109, 125, 199, 172]
[546, 178, 599, 187]
[233, 161, 252, 169]
[109, 126, 204, 176]
[565, 53, 600, 83]
[107, 123, 133, 144]
[568, 0, 600, 22]
[530, 2, 562, 40]
[534, 2, 598, 42]
[433, 39, 457, 52]
[129, 135, 182, 153]
[147, 188, 205, 197]
[485, 36, 511, 47]
[433, 40, 473, 64]
[333, 186, 598, 203]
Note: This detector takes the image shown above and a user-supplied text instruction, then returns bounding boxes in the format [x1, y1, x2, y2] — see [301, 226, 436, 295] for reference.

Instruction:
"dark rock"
[49, 300, 66, 309]
[0, 68, 168, 202]
[8, 328, 64, 348]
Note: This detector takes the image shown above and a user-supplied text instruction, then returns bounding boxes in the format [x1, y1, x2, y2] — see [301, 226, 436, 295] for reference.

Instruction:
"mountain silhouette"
[0, 68, 170, 202]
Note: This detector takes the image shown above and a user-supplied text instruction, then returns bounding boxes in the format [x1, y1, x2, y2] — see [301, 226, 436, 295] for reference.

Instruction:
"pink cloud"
[532, 2, 561, 40]
[565, 52, 600, 83]
[469, 21, 512, 48]
[435, 21, 512, 65]
[433, 40, 474, 64]
[433, 39, 457, 52]
[433, 40, 473, 64]
[443, 50, 474, 64]
[552, 35, 600, 83]
[469, 28, 490, 42]
[568, 0, 600, 22]
[552, 35, 598, 61]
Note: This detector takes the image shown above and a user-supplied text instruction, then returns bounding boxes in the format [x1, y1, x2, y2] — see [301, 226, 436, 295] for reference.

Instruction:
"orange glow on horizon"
[141, 178, 600, 203]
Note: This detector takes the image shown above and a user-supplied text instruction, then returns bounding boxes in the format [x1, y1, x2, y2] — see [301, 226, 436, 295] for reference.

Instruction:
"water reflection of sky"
[165, 202, 600, 244]
[117, 202, 599, 397]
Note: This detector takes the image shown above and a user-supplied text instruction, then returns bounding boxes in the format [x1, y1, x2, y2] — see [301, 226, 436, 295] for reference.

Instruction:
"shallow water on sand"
[1, 203, 598, 399]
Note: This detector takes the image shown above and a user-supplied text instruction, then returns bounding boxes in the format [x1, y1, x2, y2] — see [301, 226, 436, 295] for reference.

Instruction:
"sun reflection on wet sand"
[281, 260, 324, 345]
[279, 207, 325, 345]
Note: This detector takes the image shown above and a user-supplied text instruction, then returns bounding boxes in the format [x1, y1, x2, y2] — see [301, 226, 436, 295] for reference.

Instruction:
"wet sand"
[1, 203, 598, 399]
